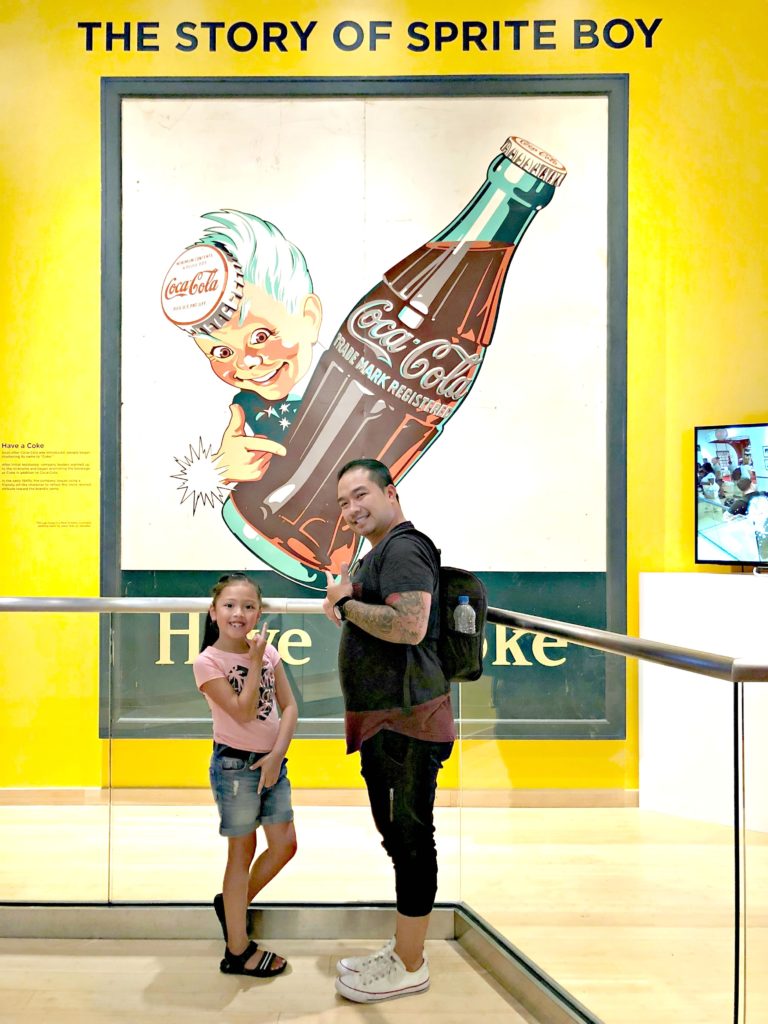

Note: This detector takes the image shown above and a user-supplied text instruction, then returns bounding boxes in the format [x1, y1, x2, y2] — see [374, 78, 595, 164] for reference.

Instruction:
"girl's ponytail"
[200, 612, 220, 652]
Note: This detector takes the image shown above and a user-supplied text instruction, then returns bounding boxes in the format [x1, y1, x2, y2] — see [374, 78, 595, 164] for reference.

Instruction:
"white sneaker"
[335, 951, 429, 1003]
[335, 937, 395, 975]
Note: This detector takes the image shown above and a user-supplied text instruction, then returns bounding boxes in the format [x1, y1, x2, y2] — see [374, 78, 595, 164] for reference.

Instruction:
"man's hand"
[214, 404, 287, 484]
[322, 564, 353, 626]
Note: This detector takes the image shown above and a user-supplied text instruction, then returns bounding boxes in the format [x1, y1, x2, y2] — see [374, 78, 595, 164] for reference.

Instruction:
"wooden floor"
[0, 937, 532, 1024]
[1, 799, 766, 1024]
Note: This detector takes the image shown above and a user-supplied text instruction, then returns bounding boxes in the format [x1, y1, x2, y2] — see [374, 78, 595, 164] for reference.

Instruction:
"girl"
[193, 572, 298, 977]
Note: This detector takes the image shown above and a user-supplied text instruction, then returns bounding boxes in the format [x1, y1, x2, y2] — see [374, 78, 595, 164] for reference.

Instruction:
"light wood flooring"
[1, 799, 766, 1023]
[0, 937, 531, 1024]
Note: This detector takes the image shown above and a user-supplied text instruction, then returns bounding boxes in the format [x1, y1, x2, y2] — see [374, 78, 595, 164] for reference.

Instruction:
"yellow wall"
[1, 1, 765, 791]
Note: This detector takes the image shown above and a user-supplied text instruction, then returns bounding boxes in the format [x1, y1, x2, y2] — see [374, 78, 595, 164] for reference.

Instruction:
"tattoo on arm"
[345, 591, 430, 644]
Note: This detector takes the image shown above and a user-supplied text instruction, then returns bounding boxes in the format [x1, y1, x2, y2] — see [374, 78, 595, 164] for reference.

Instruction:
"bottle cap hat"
[501, 137, 567, 187]
[161, 243, 244, 334]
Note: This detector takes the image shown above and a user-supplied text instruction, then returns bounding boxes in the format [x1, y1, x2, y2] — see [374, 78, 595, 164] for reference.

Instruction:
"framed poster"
[101, 75, 627, 739]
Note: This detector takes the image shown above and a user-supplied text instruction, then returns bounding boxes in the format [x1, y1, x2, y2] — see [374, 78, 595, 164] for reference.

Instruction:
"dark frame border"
[100, 74, 628, 740]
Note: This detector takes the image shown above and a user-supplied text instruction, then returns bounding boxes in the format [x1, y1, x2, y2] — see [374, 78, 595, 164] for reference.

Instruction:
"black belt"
[213, 742, 267, 759]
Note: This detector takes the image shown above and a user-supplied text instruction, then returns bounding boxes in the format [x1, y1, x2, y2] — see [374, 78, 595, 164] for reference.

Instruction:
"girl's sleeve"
[264, 643, 282, 670]
[192, 649, 219, 690]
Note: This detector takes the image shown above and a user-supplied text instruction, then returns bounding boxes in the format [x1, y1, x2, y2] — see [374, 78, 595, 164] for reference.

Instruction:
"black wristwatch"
[334, 595, 354, 620]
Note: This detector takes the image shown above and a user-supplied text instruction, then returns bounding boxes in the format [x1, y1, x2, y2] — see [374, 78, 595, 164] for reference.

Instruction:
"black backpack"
[437, 564, 488, 682]
[375, 525, 487, 683]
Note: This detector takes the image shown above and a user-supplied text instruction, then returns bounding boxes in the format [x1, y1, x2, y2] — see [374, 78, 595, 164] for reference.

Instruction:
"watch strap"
[334, 595, 353, 620]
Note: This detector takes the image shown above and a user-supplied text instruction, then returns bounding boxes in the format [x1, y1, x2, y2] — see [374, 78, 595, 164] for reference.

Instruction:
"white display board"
[119, 94, 609, 574]
[639, 572, 768, 832]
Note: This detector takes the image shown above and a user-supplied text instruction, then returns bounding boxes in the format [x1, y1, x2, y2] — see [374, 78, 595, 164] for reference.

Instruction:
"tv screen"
[696, 423, 768, 565]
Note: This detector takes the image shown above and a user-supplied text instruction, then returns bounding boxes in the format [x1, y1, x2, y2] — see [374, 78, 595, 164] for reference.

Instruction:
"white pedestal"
[639, 572, 768, 831]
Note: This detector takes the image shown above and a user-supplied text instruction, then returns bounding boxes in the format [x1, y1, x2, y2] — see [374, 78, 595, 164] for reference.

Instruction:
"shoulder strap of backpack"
[373, 522, 439, 555]
[372, 524, 442, 711]
[375, 523, 442, 612]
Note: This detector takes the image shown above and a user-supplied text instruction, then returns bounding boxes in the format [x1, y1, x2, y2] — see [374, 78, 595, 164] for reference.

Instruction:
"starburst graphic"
[171, 438, 232, 514]
[279, 417, 291, 430]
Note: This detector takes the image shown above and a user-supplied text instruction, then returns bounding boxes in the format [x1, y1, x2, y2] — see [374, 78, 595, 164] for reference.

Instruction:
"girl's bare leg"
[247, 821, 297, 901]
[223, 832, 284, 969]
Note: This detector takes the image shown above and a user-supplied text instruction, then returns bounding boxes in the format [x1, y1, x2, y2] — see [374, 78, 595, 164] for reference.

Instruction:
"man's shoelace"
[357, 949, 391, 971]
[360, 954, 399, 984]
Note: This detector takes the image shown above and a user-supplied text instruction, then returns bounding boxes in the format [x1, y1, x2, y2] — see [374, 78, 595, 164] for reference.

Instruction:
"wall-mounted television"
[696, 423, 768, 565]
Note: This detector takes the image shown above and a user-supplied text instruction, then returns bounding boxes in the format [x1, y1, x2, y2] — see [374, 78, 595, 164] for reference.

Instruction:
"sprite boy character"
[190, 210, 322, 483]
[162, 209, 324, 579]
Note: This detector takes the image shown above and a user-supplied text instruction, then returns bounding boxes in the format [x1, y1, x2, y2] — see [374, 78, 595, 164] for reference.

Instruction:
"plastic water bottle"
[453, 595, 476, 634]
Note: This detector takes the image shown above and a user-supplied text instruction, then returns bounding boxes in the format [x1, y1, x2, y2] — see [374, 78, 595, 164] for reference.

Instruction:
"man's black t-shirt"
[338, 521, 449, 713]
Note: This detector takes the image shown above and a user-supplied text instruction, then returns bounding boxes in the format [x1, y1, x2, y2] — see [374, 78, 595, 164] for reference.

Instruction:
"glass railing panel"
[743, 679, 768, 1023]
[457, 653, 738, 1024]
[106, 604, 461, 908]
[0, 611, 110, 903]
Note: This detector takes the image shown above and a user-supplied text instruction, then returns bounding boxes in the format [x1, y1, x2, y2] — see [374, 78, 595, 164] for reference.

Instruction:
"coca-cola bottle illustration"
[230, 136, 566, 585]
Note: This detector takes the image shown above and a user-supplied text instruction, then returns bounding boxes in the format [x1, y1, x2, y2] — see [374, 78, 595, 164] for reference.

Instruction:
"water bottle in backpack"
[453, 595, 476, 634]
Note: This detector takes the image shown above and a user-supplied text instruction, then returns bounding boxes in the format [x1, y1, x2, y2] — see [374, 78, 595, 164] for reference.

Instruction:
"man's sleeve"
[378, 535, 437, 600]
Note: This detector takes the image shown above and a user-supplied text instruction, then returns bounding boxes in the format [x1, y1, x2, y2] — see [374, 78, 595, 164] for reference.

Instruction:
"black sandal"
[213, 893, 228, 941]
[220, 939, 287, 977]
[213, 893, 256, 943]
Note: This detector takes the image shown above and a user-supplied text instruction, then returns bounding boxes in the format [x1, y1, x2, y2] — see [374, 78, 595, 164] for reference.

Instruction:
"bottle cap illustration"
[501, 137, 567, 187]
[161, 243, 244, 334]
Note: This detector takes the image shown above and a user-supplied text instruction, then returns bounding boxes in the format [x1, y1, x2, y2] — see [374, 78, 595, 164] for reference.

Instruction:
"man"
[700, 473, 719, 504]
[736, 451, 757, 485]
[725, 475, 767, 519]
[323, 458, 455, 1003]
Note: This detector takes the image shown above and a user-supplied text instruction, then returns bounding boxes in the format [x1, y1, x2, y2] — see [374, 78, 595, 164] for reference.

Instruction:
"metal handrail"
[0, 596, 322, 615]
[1, 595, 766, 683]
[487, 607, 768, 684]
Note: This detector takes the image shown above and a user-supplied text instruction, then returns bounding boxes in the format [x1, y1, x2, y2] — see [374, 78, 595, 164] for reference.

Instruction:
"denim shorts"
[209, 743, 294, 837]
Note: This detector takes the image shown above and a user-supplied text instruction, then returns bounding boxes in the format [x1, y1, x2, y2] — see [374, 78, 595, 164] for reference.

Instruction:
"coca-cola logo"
[346, 298, 482, 401]
[164, 269, 222, 300]
[161, 245, 235, 328]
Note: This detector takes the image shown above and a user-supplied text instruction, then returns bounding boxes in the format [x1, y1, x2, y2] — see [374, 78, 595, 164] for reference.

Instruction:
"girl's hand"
[247, 622, 268, 661]
[252, 749, 281, 793]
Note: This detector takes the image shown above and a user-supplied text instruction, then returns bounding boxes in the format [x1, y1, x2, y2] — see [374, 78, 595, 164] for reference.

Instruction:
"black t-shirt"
[338, 521, 448, 712]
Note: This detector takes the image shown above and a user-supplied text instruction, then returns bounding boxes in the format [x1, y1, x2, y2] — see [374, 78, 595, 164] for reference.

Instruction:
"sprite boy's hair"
[196, 209, 314, 320]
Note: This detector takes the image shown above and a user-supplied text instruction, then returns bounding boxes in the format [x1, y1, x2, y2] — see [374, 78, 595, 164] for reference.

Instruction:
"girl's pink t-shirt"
[193, 643, 281, 752]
